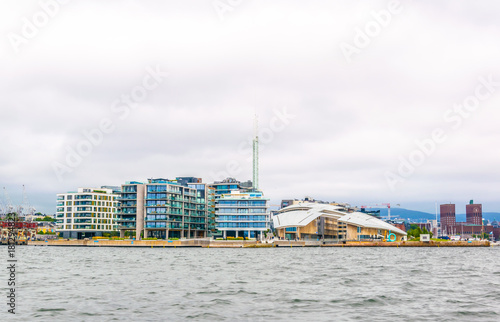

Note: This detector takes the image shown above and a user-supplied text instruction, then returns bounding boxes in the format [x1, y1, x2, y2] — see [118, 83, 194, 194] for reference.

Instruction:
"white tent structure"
[273, 203, 406, 239]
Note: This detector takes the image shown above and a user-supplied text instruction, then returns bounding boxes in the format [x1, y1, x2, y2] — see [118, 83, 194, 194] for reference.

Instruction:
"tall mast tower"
[252, 114, 259, 191]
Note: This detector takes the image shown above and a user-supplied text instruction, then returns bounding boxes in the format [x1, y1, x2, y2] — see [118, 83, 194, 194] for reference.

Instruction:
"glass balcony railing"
[216, 217, 269, 222]
[116, 218, 136, 222]
[117, 197, 137, 201]
[118, 210, 137, 214]
[118, 224, 136, 229]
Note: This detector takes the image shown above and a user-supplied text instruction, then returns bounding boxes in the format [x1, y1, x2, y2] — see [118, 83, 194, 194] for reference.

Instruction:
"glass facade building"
[116, 181, 145, 238]
[211, 178, 270, 239]
[116, 177, 215, 239]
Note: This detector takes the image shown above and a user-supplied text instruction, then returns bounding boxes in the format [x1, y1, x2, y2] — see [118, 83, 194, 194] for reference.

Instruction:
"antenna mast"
[252, 114, 259, 191]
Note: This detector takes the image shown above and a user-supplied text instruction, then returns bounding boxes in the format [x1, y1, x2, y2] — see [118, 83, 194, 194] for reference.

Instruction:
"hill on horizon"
[370, 208, 500, 223]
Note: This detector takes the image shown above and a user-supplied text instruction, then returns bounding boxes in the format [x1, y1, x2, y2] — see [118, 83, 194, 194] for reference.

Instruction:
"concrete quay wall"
[29, 239, 209, 247]
[28, 239, 491, 248]
[322, 241, 490, 247]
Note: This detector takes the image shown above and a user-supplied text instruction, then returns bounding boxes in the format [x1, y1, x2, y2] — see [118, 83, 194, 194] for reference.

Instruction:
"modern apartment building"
[184, 180, 216, 237]
[211, 178, 270, 239]
[116, 181, 146, 239]
[116, 177, 215, 240]
[211, 177, 253, 196]
[56, 187, 118, 239]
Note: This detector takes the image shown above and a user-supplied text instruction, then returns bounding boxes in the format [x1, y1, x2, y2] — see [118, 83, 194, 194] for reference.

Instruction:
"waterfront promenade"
[28, 239, 490, 248]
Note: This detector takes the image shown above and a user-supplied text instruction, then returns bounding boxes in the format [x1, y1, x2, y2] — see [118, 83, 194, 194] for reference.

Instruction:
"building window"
[357, 227, 361, 234]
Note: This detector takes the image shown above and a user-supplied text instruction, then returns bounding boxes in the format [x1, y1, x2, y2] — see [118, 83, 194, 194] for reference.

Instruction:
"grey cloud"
[1, 0, 500, 214]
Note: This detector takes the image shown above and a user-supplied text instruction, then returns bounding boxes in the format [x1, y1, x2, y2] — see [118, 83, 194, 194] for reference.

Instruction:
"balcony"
[168, 223, 186, 229]
[74, 219, 92, 224]
[118, 210, 137, 214]
[73, 213, 93, 218]
[190, 212, 206, 217]
[216, 218, 269, 222]
[118, 224, 136, 229]
[117, 197, 137, 201]
[189, 224, 206, 230]
[145, 197, 169, 200]
[116, 218, 136, 223]
[217, 204, 268, 208]
[186, 218, 206, 223]
[75, 196, 93, 200]
[121, 189, 137, 193]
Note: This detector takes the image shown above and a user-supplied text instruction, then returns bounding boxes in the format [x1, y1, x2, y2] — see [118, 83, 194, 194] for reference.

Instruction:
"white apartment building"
[56, 187, 119, 239]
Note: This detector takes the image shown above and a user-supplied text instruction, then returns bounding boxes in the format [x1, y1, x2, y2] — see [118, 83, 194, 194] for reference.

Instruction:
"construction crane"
[21, 185, 36, 222]
[361, 203, 400, 220]
[0, 192, 5, 217]
[3, 187, 14, 216]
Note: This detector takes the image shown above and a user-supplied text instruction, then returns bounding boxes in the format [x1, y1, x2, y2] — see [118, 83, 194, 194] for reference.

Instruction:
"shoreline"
[25, 239, 491, 248]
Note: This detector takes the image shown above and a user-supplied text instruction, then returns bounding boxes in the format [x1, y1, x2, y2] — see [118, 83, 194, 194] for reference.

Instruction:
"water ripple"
[6, 246, 500, 321]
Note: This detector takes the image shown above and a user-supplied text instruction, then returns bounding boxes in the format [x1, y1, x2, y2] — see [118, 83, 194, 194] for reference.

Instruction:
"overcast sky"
[1, 0, 500, 215]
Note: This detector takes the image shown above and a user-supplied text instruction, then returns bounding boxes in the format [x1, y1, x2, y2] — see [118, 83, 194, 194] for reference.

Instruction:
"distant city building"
[56, 187, 118, 239]
[280, 197, 330, 209]
[440, 204, 456, 233]
[437, 201, 499, 240]
[280, 197, 352, 211]
[280, 199, 294, 209]
[392, 222, 407, 233]
[36, 221, 57, 234]
[466, 202, 482, 226]
[100, 186, 122, 194]
[360, 208, 382, 219]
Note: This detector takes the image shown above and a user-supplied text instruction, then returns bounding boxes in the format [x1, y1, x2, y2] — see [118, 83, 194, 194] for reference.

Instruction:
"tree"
[407, 226, 423, 239]
[35, 216, 56, 222]
[422, 227, 433, 238]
